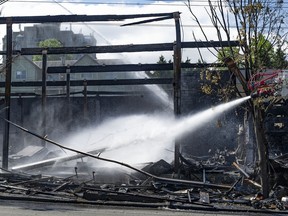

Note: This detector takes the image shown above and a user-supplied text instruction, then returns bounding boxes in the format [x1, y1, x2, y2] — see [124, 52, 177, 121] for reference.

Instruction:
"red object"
[248, 70, 283, 97]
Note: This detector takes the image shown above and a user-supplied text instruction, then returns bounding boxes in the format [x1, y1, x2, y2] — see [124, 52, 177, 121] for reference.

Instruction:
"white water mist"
[60, 96, 251, 165]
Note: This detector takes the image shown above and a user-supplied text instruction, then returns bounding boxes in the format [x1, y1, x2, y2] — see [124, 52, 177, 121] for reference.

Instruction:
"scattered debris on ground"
[1, 149, 288, 214]
[1, 119, 288, 213]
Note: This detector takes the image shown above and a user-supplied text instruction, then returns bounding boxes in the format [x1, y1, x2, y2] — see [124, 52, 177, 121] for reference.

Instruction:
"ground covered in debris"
[1, 150, 288, 214]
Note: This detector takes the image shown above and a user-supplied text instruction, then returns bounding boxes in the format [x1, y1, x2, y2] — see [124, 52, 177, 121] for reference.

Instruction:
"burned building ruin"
[0, 12, 287, 213]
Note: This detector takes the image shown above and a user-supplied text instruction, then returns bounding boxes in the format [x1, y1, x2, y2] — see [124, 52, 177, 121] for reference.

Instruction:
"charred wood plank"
[47, 63, 174, 73]
[12, 148, 106, 171]
[0, 13, 176, 24]
[0, 41, 239, 55]
[83, 190, 168, 203]
[0, 78, 173, 87]
[47, 63, 224, 74]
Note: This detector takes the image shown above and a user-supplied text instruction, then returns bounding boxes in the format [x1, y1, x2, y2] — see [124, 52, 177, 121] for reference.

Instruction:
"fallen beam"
[11, 148, 106, 172]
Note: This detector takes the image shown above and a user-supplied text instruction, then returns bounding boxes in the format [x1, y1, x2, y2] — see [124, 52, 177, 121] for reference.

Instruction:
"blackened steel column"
[2, 20, 12, 169]
[173, 12, 182, 174]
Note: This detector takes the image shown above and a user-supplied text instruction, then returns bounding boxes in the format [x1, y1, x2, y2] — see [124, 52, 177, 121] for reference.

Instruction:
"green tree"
[271, 46, 288, 69]
[218, 34, 288, 68]
[146, 55, 172, 78]
[32, 38, 63, 61]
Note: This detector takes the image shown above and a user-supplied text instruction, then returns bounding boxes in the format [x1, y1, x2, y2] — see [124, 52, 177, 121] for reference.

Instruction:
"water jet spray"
[10, 96, 251, 172]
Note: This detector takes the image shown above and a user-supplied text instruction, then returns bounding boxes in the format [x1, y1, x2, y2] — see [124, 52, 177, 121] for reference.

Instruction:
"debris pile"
[1, 149, 288, 213]
[1, 119, 288, 213]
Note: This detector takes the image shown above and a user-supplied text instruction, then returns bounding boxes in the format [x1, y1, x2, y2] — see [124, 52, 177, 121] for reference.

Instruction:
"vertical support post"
[66, 66, 71, 124]
[41, 50, 47, 147]
[19, 95, 23, 125]
[95, 94, 100, 123]
[66, 66, 70, 100]
[83, 80, 88, 120]
[18, 94, 24, 151]
[2, 21, 13, 169]
[173, 12, 182, 174]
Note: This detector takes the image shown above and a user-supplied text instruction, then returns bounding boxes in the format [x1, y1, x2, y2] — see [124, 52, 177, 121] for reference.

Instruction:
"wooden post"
[66, 66, 71, 124]
[41, 50, 47, 147]
[173, 12, 182, 174]
[83, 80, 88, 120]
[66, 66, 71, 100]
[2, 21, 13, 169]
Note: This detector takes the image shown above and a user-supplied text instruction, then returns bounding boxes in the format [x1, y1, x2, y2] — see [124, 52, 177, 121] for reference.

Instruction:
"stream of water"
[12, 96, 251, 171]
[60, 96, 251, 165]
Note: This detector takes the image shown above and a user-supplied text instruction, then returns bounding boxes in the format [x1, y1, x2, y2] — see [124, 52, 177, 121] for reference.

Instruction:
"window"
[16, 70, 26, 80]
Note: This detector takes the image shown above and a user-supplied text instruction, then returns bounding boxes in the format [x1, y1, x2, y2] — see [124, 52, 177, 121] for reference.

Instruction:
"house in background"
[2, 23, 97, 60]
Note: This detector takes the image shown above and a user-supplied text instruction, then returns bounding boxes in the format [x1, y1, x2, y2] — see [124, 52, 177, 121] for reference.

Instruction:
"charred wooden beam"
[0, 13, 176, 24]
[121, 15, 173, 26]
[12, 148, 106, 171]
[83, 190, 168, 203]
[47, 63, 224, 74]
[173, 12, 182, 174]
[2, 22, 12, 170]
[47, 63, 174, 74]
[0, 41, 239, 55]
[0, 78, 173, 87]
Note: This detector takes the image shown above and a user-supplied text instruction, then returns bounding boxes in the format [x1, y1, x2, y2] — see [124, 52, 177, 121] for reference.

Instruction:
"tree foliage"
[32, 38, 63, 61]
[218, 34, 288, 69]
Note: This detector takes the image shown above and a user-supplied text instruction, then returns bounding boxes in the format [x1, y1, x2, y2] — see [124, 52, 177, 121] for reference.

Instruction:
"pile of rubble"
[1, 149, 288, 214]
[2, 120, 288, 212]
